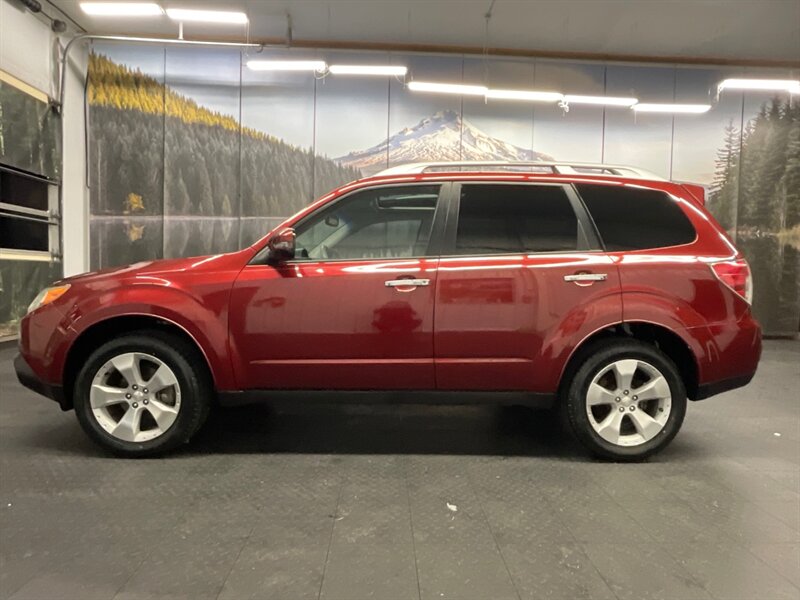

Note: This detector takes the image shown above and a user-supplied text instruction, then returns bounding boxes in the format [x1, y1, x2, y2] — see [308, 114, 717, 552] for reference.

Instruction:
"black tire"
[73, 330, 212, 457]
[563, 339, 687, 462]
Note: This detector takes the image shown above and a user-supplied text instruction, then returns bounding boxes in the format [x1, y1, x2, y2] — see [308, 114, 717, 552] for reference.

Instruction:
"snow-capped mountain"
[335, 110, 552, 173]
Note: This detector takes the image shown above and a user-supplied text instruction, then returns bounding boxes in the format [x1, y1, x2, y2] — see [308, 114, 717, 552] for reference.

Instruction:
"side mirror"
[267, 228, 296, 263]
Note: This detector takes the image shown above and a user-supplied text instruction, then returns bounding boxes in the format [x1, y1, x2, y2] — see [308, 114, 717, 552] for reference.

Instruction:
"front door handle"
[385, 278, 430, 289]
[564, 273, 607, 283]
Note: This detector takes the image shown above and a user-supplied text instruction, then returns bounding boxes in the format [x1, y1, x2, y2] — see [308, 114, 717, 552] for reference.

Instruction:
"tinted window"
[0, 171, 48, 211]
[455, 184, 579, 255]
[0, 170, 53, 254]
[0, 216, 49, 251]
[294, 185, 439, 260]
[576, 184, 696, 251]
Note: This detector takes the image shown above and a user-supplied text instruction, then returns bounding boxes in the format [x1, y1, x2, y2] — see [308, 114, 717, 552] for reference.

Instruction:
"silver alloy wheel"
[89, 352, 182, 443]
[585, 359, 672, 447]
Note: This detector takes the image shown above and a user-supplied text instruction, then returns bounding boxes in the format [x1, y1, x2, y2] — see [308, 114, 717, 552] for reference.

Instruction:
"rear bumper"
[693, 311, 761, 400]
[14, 353, 68, 410]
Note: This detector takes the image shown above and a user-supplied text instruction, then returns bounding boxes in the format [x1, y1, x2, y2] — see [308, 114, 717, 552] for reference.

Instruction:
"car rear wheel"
[74, 330, 211, 457]
[564, 340, 687, 461]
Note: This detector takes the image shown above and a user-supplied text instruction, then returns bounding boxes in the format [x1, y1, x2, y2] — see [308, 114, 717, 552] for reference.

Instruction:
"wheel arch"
[62, 314, 216, 410]
[557, 321, 700, 401]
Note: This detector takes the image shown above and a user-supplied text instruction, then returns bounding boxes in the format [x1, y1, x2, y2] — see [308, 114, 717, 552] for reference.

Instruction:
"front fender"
[56, 283, 237, 391]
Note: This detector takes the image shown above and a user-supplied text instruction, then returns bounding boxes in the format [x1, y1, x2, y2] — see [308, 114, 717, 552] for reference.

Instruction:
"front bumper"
[14, 353, 68, 410]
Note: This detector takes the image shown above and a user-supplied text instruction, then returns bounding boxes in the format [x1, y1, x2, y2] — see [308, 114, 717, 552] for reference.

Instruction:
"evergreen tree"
[708, 119, 740, 230]
[88, 55, 358, 227]
[193, 160, 214, 216]
[738, 110, 767, 228]
[221, 194, 233, 217]
[751, 99, 789, 229]
[780, 108, 800, 230]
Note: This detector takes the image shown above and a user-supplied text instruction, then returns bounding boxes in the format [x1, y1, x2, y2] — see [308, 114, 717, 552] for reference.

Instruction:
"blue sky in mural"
[673, 67, 742, 184]
[166, 46, 241, 119]
[315, 50, 392, 160]
[462, 56, 535, 154]
[91, 42, 794, 185]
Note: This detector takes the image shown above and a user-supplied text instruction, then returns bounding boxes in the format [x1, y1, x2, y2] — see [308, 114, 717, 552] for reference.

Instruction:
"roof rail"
[375, 161, 666, 180]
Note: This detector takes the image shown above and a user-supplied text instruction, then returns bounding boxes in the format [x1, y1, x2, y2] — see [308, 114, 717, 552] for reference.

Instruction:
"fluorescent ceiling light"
[80, 2, 163, 16]
[563, 94, 638, 107]
[633, 103, 712, 113]
[485, 89, 563, 102]
[166, 8, 248, 24]
[718, 78, 800, 94]
[328, 65, 407, 76]
[408, 81, 488, 96]
[246, 60, 327, 72]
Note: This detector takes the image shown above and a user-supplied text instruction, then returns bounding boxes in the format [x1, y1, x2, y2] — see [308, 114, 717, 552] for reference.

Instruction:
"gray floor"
[1, 341, 798, 600]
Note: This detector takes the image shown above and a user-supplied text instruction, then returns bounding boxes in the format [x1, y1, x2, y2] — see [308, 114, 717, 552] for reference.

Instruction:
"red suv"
[15, 162, 761, 460]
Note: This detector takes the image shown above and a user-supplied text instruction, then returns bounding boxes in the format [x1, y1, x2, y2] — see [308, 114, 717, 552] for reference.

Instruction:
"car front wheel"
[73, 330, 211, 457]
[564, 340, 687, 461]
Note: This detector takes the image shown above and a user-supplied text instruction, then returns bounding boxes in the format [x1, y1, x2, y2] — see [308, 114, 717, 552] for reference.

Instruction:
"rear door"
[433, 182, 622, 392]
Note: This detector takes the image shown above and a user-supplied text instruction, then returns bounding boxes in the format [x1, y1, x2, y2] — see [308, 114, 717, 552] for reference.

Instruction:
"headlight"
[27, 284, 71, 314]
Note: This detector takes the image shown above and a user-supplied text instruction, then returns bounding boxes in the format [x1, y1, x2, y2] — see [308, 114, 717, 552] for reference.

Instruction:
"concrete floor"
[0, 341, 798, 600]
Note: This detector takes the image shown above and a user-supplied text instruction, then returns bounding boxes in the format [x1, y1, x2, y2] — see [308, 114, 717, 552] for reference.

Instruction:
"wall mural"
[87, 44, 799, 335]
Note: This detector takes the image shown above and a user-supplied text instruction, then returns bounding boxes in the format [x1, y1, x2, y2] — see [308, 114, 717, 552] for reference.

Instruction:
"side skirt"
[217, 389, 556, 409]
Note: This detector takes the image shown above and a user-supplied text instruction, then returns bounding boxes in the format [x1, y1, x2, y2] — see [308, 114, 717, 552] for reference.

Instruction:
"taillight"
[711, 259, 753, 304]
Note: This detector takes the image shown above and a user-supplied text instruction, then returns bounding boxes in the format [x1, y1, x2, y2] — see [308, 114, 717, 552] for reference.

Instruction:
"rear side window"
[575, 184, 696, 251]
[455, 184, 580, 255]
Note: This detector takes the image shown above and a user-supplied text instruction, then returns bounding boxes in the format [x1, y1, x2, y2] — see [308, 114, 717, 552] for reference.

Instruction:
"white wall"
[0, 0, 89, 277]
[55, 0, 800, 63]
[60, 40, 89, 277]
[0, 0, 54, 92]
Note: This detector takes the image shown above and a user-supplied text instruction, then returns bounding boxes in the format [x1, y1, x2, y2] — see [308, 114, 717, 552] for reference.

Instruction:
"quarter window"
[575, 184, 696, 251]
[293, 185, 440, 260]
[454, 184, 580, 255]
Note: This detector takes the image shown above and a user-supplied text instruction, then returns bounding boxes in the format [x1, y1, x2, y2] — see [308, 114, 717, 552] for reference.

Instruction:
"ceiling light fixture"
[328, 65, 408, 76]
[80, 2, 163, 16]
[165, 8, 248, 24]
[633, 103, 712, 113]
[563, 94, 639, 107]
[718, 78, 800, 94]
[246, 60, 327, 72]
[485, 89, 563, 102]
[408, 81, 488, 96]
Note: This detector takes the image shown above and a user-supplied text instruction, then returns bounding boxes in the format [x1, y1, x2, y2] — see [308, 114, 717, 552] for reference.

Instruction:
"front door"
[433, 182, 622, 392]
[229, 183, 447, 390]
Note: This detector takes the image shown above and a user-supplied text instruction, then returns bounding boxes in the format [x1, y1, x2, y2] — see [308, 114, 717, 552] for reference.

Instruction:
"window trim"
[251, 182, 452, 265]
[439, 181, 603, 258]
[0, 248, 52, 262]
[568, 183, 606, 252]
[0, 202, 50, 219]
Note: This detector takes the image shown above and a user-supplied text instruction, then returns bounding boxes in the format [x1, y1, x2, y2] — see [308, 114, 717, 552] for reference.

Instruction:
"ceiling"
[48, 0, 800, 65]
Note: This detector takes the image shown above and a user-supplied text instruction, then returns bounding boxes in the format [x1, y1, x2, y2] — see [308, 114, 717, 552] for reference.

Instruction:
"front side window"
[293, 185, 440, 261]
[454, 184, 580, 255]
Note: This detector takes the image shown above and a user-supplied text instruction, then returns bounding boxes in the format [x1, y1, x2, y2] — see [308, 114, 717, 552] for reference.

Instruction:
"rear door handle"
[564, 273, 607, 282]
[385, 278, 430, 288]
